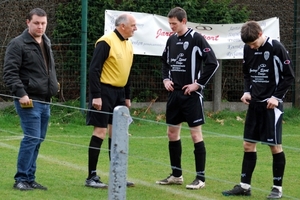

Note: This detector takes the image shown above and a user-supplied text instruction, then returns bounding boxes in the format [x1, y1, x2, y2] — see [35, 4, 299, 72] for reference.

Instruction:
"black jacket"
[3, 29, 58, 102]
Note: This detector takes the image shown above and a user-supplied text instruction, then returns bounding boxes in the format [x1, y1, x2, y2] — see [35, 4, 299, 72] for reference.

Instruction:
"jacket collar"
[21, 28, 51, 46]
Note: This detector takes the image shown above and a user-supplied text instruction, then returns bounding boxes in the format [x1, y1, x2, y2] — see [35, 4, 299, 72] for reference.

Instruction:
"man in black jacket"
[3, 8, 58, 191]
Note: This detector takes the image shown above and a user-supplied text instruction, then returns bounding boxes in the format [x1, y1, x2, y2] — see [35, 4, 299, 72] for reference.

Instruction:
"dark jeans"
[14, 100, 50, 182]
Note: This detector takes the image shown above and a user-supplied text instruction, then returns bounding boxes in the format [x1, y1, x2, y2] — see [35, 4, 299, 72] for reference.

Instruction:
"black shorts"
[244, 101, 283, 145]
[86, 84, 125, 127]
[166, 90, 205, 127]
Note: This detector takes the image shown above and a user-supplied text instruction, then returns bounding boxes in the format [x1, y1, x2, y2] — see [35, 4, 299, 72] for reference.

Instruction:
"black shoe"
[126, 181, 135, 187]
[222, 184, 251, 196]
[29, 181, 48, 190]
[13, 181, 33, 191]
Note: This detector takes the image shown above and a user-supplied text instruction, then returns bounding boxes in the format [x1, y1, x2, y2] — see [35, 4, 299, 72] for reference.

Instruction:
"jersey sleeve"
[161, 38, 171, 81]
[195, 33, 219, 87]
[272, 40, 295, 100]
[242, 45, 252, 93]
[89, 40, 110, 98]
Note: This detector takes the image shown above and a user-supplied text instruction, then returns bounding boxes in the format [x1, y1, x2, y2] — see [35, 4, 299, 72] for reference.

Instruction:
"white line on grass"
[1, 136, 299, 199]
[0, 141, 214, 200]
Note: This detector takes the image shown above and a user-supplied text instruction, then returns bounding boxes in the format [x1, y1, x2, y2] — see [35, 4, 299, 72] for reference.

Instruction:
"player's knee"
[243, 141, 256, 151]
[269, 145, 282, 154]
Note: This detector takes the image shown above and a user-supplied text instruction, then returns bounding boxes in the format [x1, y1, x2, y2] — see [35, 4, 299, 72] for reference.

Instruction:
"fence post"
[294, 0, 300, 108]
[213, 59, 222, 112]
[108, 106, 130, 200]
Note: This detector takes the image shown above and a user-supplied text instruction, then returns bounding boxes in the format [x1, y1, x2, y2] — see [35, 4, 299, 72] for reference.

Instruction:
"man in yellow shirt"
[85, 13, 137, 188]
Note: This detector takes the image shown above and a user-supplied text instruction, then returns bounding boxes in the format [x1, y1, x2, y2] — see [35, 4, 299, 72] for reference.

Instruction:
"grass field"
[0, 101, 299, 200]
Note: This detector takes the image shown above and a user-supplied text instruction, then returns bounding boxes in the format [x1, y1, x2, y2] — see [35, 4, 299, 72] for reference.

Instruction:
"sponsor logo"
[193, 118, 203, 123]
[249, 64, 267, 73]
[284, 60, 291, 64]
[203, 48, 211, 52]
[156, 29, 174, 38]
[273, 177, 282, 181]
[170, 53, 186, 65]
[195, 25, 213, 31]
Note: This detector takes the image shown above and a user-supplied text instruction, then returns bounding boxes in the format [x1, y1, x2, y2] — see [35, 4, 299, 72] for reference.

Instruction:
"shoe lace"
[271, 187, 279, 193]
[233, 185, 244, 192]
[24, 182, 31, 186]
[191, 179, 199, 185]
[31, 181, 45, 188]
[165, 174, 174, 180]
[33, 182, 41, 186]
[92, 175, 101, 182]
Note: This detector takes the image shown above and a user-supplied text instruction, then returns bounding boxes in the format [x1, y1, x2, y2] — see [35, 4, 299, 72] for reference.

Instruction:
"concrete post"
[213, 59, 222, 112]
[108, 106, 130, 200]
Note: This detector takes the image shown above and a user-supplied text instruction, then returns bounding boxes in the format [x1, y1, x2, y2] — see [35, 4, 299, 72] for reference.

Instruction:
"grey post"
[108, 106, 130, 200]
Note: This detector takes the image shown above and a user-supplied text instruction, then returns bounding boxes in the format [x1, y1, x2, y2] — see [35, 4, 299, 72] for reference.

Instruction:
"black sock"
[169, 140, 182, 177]
[241, 152, 257, 184]
[108, 137, 112, 161]
[194, 141, 206, 182]
[273, 152, 285, 186]
[88, 135, 103, 179]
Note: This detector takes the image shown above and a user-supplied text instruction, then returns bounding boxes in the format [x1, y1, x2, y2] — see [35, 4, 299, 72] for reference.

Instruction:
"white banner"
[105, 10, 279, 59]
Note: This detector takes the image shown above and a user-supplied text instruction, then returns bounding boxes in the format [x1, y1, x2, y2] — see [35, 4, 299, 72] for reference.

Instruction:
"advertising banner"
[105, 10, 279, 59]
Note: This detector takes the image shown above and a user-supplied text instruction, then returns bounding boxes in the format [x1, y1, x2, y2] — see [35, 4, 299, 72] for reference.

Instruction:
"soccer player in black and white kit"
[156, 7, 219, 189]
[222, 21, 294, 198]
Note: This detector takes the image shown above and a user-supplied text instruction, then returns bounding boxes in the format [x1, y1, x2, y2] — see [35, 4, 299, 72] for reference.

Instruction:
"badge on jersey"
[264, 51, 270, 61]
[183, 41, 189, 50]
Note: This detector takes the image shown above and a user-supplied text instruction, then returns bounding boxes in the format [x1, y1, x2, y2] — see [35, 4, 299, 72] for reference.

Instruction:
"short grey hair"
[115, 14, 129, 26]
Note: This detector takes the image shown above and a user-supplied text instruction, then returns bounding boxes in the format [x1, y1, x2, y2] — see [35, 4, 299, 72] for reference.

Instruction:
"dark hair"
[27, 8, 47, 21]
[240, 21, 262, 43]
[167, 7, 187, 22]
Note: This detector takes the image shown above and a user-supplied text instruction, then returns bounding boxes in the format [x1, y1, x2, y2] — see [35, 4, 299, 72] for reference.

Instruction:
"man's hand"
[240, 93, 251, 105]
[19, 95, 30, 105]
[163, 79, 174, 92]
[125, 99, 131, 108]
[182, 82, 200, 95]
[92, 98, 102, 110]
[267, 97, 279, 109]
